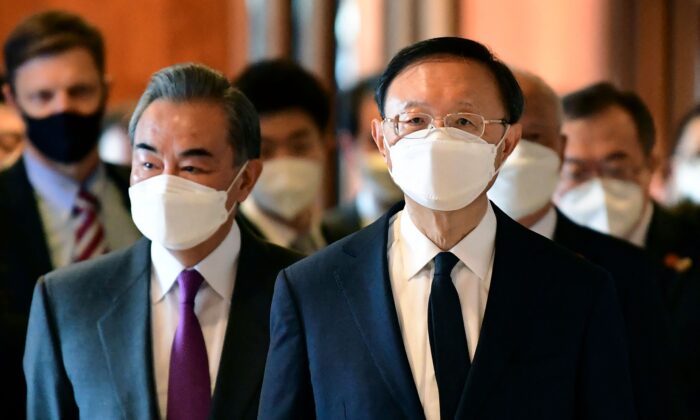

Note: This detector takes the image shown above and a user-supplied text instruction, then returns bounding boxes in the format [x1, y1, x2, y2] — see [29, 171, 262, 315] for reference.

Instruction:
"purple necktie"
[167, 269, 211, 420]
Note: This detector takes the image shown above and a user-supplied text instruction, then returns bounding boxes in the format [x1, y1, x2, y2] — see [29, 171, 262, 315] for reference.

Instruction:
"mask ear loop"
[225, 160, 250, 216]
[492, 124, 512, 175]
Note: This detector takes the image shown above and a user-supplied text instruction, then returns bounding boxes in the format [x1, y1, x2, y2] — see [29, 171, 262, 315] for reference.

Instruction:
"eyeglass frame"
[381, 111, 511, 144]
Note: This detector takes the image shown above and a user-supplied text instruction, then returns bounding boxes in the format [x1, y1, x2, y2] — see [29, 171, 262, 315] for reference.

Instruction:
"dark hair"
[3, 10, 105, 88]
[671, 103, 700, 155]
[375, 37, 524, 123]
[562, 82, 656, 156]
[129, 63, 260, 165]
[338, 75, 380, 138]
[233, 59, 330, 132]
[0, 75, 6, 104]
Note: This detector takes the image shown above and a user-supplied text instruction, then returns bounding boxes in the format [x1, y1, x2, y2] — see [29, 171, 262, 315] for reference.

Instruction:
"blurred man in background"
[0, 75, 25, 169]
[488, 70, 670, 419]
[554, 82, 700, 419]
[0, 11, 140, 418]
[325, 76, 403, 238]
[234, 59, 344, 254]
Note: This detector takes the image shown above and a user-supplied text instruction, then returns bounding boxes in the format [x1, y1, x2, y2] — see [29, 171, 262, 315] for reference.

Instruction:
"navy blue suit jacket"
[23, 223, 301, 420]
[259, 202, 636, 419]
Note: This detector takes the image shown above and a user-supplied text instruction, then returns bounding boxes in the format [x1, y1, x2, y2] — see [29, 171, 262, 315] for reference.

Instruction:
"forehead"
[563, 105, 642, 157]
[259, 109, 321, 140]
[384, 58, 505, 116]
[518, 78, 560, 129]
[135, 99, 229, 148]
[13, 47, 102, 90]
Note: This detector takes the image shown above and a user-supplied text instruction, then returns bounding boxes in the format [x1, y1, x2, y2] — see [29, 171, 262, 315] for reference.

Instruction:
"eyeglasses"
[560, 158, 643, 184]
[382, 112, 509, 144]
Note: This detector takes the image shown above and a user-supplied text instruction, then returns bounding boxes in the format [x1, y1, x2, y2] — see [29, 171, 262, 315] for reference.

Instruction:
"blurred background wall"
[2, 0, 699, 203]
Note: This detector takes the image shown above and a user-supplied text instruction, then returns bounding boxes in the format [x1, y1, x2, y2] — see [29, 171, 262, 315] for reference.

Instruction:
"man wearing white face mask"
[234, 60, 343, 255]
[325, 76, 404, 237]
[489, 70, 671, 419]
[555, 82, 700, 419]
[259, 37, 634, 420]
[23, 63, 302, 420]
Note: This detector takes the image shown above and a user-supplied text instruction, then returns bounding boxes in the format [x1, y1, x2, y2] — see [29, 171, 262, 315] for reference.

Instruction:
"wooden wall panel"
[0, 0, 247, 104]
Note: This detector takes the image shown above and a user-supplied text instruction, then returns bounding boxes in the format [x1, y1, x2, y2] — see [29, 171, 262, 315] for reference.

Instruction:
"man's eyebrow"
[180, 148, 214, 158]
[134, 143, 157, 152]
[603, 151, 630, 162]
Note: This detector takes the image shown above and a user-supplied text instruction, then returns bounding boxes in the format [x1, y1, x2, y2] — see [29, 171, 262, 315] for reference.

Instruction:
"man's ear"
[557, 133, 567, 168]
[501, 123, 522, 160]
[2, 83, 18, 110]
[235, 159, 263, 202]
[371, 118, 385, 156]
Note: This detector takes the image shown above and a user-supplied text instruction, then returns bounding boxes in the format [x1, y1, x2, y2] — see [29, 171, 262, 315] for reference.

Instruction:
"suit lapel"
[2, 158, 53, 283]
[334, 202, 425, 420]
[97, 239, 159, 419]
[209, 227, 276, 419]
[456, 207, 539, 418]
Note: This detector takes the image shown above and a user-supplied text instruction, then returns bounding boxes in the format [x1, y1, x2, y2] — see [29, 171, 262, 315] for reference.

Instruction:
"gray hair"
[128, 62, 260, 165]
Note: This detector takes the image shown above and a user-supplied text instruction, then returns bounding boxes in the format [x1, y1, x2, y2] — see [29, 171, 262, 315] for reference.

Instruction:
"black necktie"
[428, 252, 470, 419]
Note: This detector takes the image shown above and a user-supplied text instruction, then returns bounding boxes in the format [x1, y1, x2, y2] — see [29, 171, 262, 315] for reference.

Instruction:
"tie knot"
[434, 252, 459, 277]
[177, 269, 204, 305]
[74, 188, 100, 214]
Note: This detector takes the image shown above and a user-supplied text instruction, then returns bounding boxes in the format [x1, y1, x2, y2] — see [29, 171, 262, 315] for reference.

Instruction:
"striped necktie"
[72, 188, 109, 262]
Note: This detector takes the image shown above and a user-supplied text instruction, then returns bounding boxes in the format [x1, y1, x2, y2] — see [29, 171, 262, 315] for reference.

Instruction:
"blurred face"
[5, 47, 105, 119]
[372, 58, 520, 171]
[131, 99, 256, 208]
[675, 117, 700, 159]
[556, 105, 652, 199]
[0, 104, 25, 162]
[258, 109, 325, 162]
[516, 77, 563, 154]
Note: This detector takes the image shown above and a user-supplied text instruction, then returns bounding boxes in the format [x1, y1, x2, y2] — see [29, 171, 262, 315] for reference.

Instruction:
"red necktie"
[72, 188, 109, 262]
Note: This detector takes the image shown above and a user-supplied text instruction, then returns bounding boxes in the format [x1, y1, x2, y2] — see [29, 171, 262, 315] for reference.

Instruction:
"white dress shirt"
[627, 201, 654, 248]
[150, 222, 241, 419]
[387, 203, 497, 420]
[529, 206, 558, 240]
[23, 150, 140, 268]
[240, 198, 325, 250]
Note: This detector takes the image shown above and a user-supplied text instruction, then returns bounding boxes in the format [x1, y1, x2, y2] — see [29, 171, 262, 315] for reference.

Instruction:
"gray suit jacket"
[23, 224, 301, 420]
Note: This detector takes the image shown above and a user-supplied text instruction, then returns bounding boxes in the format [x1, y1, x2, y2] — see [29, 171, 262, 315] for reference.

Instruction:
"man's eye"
[454, 117, 474, 127]
[181, 166, 199, 173]
[143, 162, 154, 169]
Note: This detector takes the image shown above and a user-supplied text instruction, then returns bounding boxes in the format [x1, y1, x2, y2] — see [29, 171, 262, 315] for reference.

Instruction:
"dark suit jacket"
[23, 222, 301, 420]
[0, 157, 131, 420]
[645, 204, 700, 419]
[259, 202, 635, 419]
[553, 209, 671, 420]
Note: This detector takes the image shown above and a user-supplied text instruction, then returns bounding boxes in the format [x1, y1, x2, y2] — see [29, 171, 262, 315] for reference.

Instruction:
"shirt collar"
[23, 149, 106, 215]
[529, 206, 558, 240]
[241, 198, 297, 247]
[628, 200, 654, 248]
[151, 221, 242, 303]
[240, 197, 325, 249]
[399, 201, 497, 280]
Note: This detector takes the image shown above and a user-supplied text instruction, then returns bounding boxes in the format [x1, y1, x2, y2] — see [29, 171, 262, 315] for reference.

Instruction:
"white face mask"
[673, 157, 700, 203]
[488, 139, 560, 220]
[556, 177, 645, 239]
[129, 161, 248, 250]
[386, 127, 505, 211]
[359, 151, 404, 203]
[251, 157, 323, 221]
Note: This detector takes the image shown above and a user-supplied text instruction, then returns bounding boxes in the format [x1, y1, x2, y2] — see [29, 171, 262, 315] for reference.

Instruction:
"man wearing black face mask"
[0, 11, 140, 418]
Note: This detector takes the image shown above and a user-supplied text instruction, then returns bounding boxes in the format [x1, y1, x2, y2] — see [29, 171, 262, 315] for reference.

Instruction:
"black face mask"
[23, 109, 103, 164]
